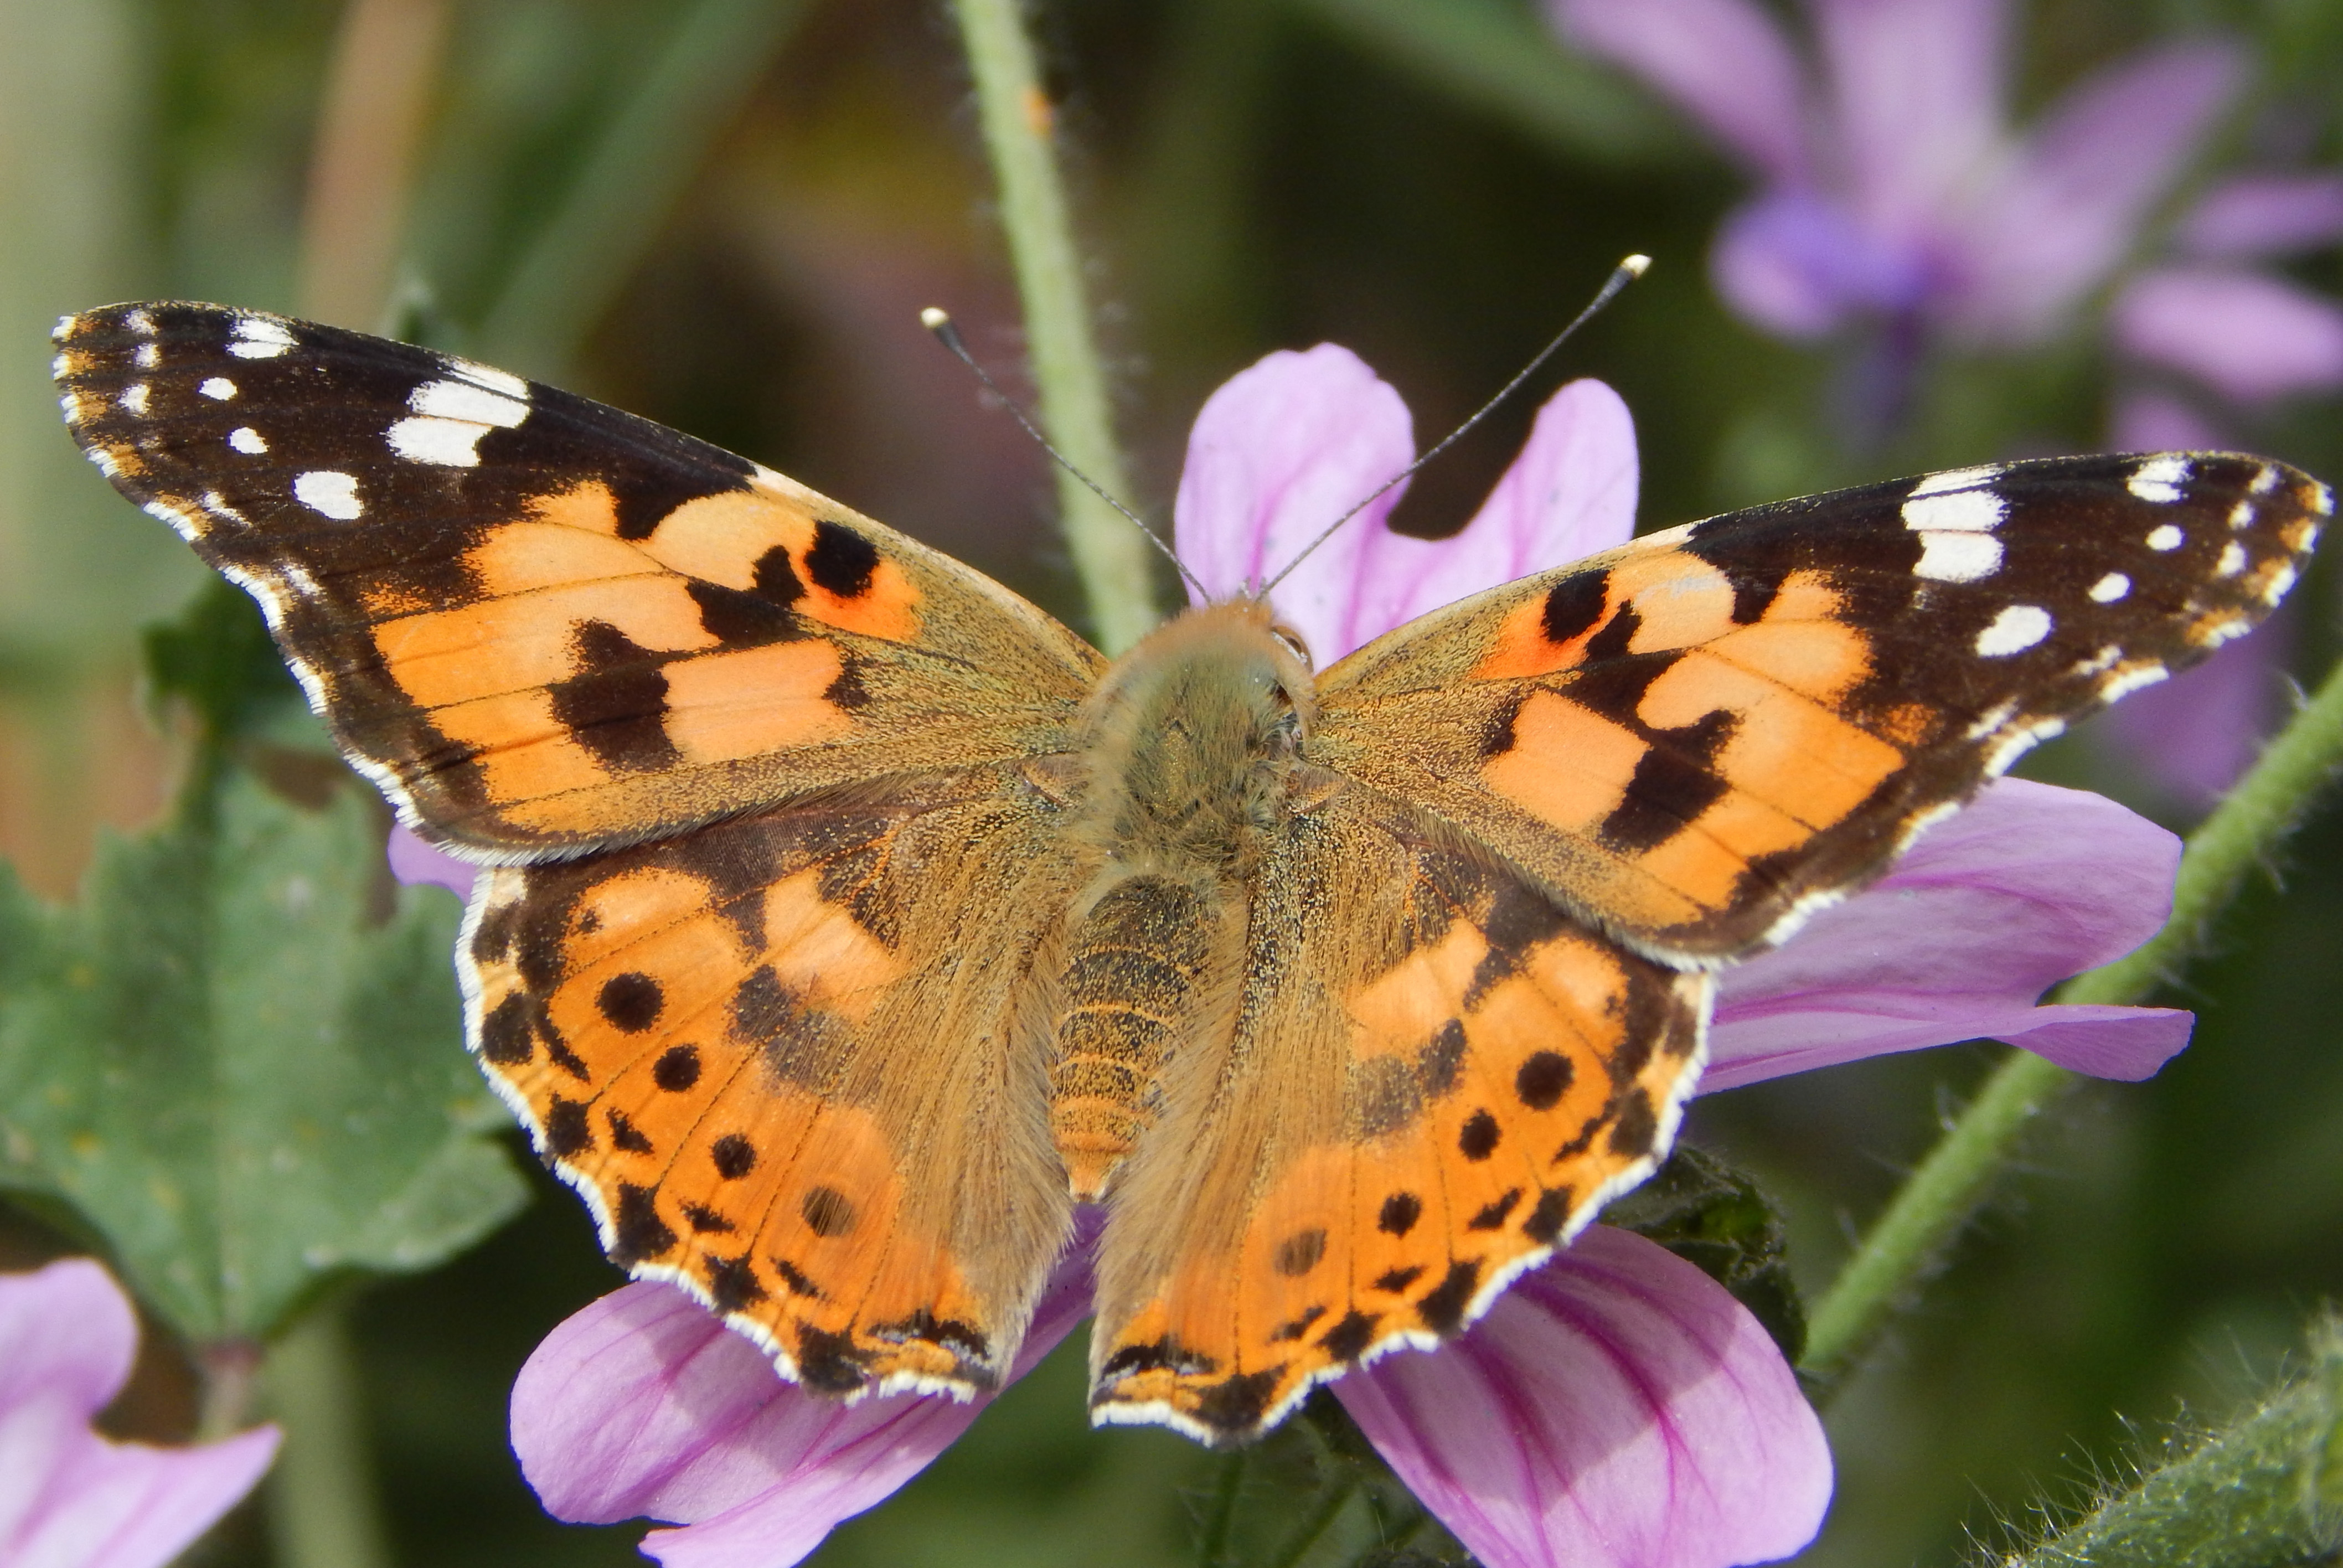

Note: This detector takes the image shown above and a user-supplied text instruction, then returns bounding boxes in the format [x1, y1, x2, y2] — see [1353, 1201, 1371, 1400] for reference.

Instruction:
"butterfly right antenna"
[921, 308, 1207, 602]
[1260, 254, 1650, 597]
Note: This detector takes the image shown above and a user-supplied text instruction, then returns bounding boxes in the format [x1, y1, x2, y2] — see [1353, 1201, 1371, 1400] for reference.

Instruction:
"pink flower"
[405, 345, 2194, 1568]
[1550, 0, 2243, 349]
[1, 1258, 278, 1568]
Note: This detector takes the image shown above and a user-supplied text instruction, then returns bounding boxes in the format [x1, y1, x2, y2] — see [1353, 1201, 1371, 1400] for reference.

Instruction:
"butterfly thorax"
[1046, 601, 1320, 1199]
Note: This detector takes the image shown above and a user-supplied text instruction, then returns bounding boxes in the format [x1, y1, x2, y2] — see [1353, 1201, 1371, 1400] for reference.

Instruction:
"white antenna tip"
[1621, 254, 1652, 277]
[919, 306, 951, 329]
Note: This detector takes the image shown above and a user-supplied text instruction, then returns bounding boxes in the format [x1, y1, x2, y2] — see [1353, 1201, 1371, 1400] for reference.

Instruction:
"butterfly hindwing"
[1087, 783, 1707, 1444]
[1317, 453, 2328, 960]
[54, 302, 1102, 857]
[467, 764, 1080, 1397]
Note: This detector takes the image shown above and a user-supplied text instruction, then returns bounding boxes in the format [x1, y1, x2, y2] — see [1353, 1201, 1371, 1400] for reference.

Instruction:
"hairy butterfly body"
[55, 302, 2326, 1443]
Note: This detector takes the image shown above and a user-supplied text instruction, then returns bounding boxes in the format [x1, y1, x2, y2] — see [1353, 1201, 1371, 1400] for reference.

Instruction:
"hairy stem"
[1802, 650, 2343, 1385]
[948, 0, 1160, 653]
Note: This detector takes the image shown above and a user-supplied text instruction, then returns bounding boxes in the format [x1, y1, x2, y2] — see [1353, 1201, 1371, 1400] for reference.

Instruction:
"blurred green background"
[2, 1, 2341, 1565]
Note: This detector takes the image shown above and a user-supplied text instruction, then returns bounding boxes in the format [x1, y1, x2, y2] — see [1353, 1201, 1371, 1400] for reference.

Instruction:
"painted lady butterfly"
[54, 302, 2325, 1443]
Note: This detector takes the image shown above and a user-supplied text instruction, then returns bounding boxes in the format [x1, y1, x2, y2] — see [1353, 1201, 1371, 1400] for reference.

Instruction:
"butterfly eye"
[1269, 623, 1312, 667]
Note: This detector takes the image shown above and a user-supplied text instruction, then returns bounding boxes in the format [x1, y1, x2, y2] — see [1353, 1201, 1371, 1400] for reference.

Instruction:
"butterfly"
[54, 302, 2325, 1445]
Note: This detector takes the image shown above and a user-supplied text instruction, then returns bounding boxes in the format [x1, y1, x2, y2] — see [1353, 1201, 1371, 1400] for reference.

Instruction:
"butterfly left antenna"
[921, 308, 1207, 602]
[1261, 254, 1651, 597]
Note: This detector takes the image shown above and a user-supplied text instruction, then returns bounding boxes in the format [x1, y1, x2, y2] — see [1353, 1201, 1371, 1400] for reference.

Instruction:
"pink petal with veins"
[1337, 1227, 1830, 1568]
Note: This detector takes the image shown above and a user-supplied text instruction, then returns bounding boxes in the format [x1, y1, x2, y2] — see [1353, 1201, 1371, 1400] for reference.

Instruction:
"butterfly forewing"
[54, 303, 1101, 857]
[1317, 453, 2328, 961]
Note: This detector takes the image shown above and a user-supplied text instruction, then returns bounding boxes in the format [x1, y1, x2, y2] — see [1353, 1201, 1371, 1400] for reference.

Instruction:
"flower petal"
[1336, 1226, 1830, 1568]
[1705, 778, 2189, 1092]
[1548, 0, 1814, 185]
[2177, 172, 2343, 260]
[514, 1221, 1097, 1567]
[1333, 379, 1639, 662]
[387, 823, 477, 900]
[9, 1425, 280, 1568]
[0, 1261, 277, 1568]
[1954, 40, 2243, 341]
[1813, 0, 2007, 236]
[1173, 343, 1415, 661]
[1710, 189, 1930, 338]
[2112, 265, 2343, 402]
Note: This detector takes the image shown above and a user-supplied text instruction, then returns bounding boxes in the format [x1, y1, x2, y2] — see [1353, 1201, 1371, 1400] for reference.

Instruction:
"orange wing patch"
[466, 777, 1078, 1399]
[1088, 796, 1707, 1445]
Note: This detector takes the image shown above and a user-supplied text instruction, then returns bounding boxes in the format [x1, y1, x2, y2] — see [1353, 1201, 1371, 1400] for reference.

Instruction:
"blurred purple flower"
[2111, 169, 2343, 403]
[1550, 0, 2243, 349]
[477, 344, 2200, 1568]
[1, 1258, 278, 1568]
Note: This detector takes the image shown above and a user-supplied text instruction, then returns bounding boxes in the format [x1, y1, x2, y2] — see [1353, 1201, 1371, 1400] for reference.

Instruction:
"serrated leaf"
[0, 754, 526, 1343]
[1605, 1143, 1808, 1365]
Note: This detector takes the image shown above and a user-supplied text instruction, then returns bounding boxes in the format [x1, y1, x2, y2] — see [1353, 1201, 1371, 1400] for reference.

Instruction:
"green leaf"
[1605, 1143, 1808, 1365]
[0, 591, 525, 1344]
[2000, 1316, 2343, 1567]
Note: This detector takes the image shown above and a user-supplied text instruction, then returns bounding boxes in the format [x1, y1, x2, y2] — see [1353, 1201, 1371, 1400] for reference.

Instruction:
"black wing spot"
[687, 580, 801, 647]
[1098, 1335, 1217, 1381]
[682, 1202, 734, 1235]
[1599, 745, 1730, 854]
[479, 993, 535, 1065]
[801, 1185, 856, 1237]
[607, 1109, 654, 1154]
[1416, 1260, 1483, 1335]
[1417, 1019, 1468, 1098]
[1379, 1192, 1423, 1236]
[1317, 1310, 1380, 1363]
[1372, 1265, 1424, 1293]
[1458, 1109, 1501, 1161]
[1269, 1305, 1328, 1343]
[705, 1253, 766, 1311]
[543, 1096, 591, 1157]
[1521, 1185, 1575, 1245]
[612, 1184, 677, 1265]
[549, 620, 680, 773]
[772, 1257, 823, 1299]
[752, 543, 806, 605]
[1541, 571, 1609, 645]
[794, 1324, 873, 1394]
[1468, 1189, 1523, 1230]
[651, 1044, 701, 1091]
[1274, 1228, 1328, 1276]
[1194, 1369, 1284, 1438]
[1584, 601, 1642, 661]
[1516, 1050, 1574, 1110]
[598, 971, 664, 1033]
[1608, 1088, 1659, 1159]
[805, 519, 879, 597]
[710, 1133, 757, 1179]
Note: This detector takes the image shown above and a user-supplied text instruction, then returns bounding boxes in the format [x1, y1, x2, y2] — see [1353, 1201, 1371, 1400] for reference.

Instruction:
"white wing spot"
[2228, 499, 2255, 529]
[2146, 524, 2185, 551]
[2072, 644, 2123, 678]
[1902, 488, 2005, 534]
[125, 308, 156, 335]
[228, 426, 267, 455]
[2250, 463, 2281, 495]
[118, 383, 150, 415]
[135, 343, 161, 369]
[293, 470, 364, 520]
[1913, 530, 2003, 582]
[199, 376, 238, 400]
[388, 376, 532, 467]
[228, 315, 296, 360]
[141, 496, 204, 540]
[2088, 572, 2129, 602]
[1908, 465, 2005, 498]
[2128, 454, 2191, 503]
[2216, 541, 2246, 577]
[2100, 664, 2170, 702]
[2200, 618, 2253, 647]
[1975, 604, 2052, 657]
[2314, 481, 2335, 516]
[199, 491, 249, 527]
[2261, 563, 2298, 604]
[445, 360, 531, 401]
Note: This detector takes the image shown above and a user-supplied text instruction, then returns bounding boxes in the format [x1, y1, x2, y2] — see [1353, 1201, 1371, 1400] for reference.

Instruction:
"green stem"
[264, 1303, 396, 1568]
[947, 0, 1159, 654]
[1802, 652, 2343, 1385]
[478, 0, 811, 375]
[1196, 1449, 1248, 1568]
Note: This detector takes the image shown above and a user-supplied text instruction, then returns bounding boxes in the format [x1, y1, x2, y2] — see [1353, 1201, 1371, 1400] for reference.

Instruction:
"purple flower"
[2111, 169, 2343, 404]
[1551, 0, 2243, 349]
[1, 1258, 278, 1568]
[417, 344, 2193, 1568]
